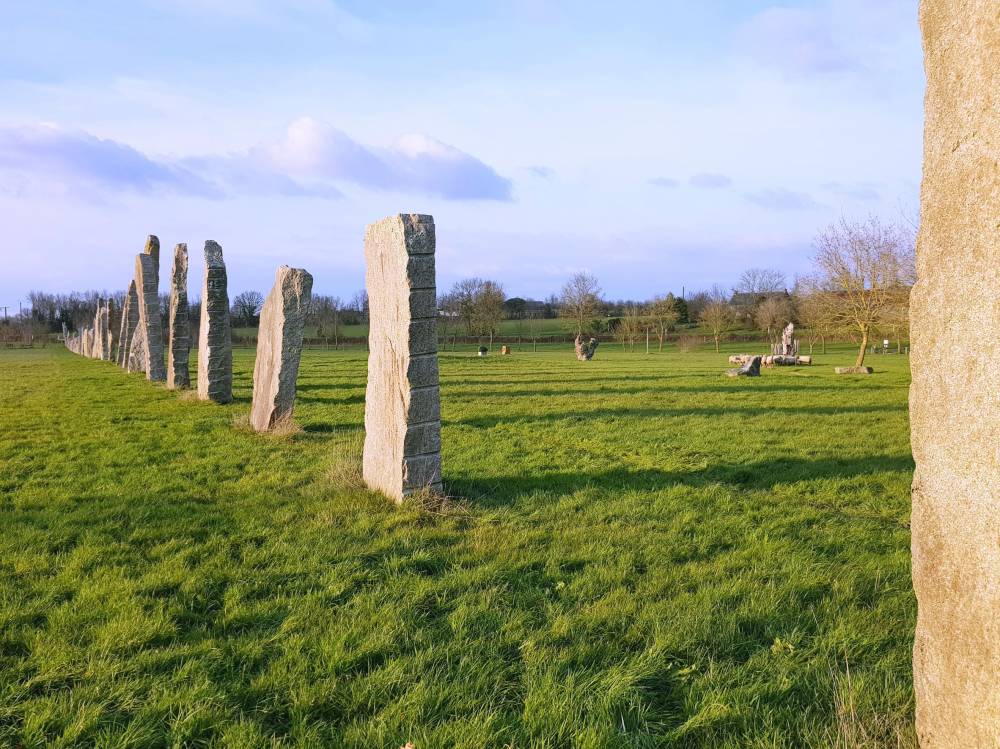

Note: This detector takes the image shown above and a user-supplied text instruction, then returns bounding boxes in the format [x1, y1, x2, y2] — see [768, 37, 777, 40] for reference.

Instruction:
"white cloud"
[0, 118, 513, 202]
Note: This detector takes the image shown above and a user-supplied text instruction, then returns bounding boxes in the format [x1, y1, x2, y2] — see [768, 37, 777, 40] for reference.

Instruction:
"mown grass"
[0, 344, 915, 748]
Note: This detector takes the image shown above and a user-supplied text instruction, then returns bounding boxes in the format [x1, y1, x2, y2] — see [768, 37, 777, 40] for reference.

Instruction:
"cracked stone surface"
[910, 1, 1000, 745]
[362, 214, 442, 501]
[250, 265, 313, 432]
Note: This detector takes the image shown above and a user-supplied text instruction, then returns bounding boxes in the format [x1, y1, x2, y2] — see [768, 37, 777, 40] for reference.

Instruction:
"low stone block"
[835, 366, 873, 375]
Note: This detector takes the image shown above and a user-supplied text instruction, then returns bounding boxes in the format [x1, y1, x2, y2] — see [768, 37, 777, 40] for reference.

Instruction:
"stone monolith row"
[250, 266, 313, 432]
[167, 244, 190, 389]
[362, 214, 442, 502]
[198, 240, 232, 403]
[118, 280, 139, 368]
[910, 1, 1000, 745]
[135, 250, 165, 381]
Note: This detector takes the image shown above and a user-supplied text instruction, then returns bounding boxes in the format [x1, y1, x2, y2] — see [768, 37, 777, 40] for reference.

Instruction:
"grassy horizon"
[0, 344, 915, 747]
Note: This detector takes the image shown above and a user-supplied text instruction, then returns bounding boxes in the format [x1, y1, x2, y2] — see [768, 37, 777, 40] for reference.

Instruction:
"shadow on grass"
[449, 403, 907, 429]
[448, 454, 914, 510]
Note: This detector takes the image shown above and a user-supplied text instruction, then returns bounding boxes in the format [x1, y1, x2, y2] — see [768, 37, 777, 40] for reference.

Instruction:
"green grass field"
[0, 344, 915, 748]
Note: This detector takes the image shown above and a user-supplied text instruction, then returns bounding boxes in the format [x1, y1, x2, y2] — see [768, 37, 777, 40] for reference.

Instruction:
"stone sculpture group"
[53, 9, 1000, 731]
[64, 235, 315, 437]
[64, 213, 442, 503]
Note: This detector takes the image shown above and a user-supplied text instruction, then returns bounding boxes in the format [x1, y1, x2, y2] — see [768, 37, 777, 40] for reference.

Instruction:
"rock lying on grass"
[834, 366, 873, 375]
[726, 355, 761, 377]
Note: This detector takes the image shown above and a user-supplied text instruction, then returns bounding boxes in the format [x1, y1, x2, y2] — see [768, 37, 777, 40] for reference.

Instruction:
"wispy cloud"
[690, 173, 732, 189]
[649, 176, 678, 188]
[0, 124, 217, 196]
[822, 181, 880, 202]
[526, 165, 554, 179]
[744, 188, 821, 211]
[0, 118, 513, 201]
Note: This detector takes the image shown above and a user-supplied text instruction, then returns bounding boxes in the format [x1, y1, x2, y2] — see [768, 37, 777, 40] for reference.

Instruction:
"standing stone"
[197, 240, 232, 403]
[362, 214, 442, 501]
[167, 244, 191, 389]
[911, 1, 1000, 745]
[250, 265, 313, 431]
[135, 251, 166, 381]
[107, 298, 118, 362]
[119, 280, 139, 368]
[97, 300, 111, 360]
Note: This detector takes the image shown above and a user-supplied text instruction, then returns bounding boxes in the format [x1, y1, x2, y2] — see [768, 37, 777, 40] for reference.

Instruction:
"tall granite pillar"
[197, 240, 232, 403]
[362, 214, 442, 501]
[250, 265, 313, 431]
[167, 244, 191, 389]
[911, 1, 1000, 745]
[135, 249, 166, 381]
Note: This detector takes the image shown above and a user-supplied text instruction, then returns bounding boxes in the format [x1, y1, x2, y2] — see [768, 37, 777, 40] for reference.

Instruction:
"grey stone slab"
[167, 243, 191, 389]
[197, 240, 232, 403]
[362, 214, 443, 501]
[250, 265, 313, 431]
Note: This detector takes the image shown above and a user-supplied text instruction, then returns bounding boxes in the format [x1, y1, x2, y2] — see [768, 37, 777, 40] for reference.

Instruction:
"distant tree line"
[12, 216, 914, 366]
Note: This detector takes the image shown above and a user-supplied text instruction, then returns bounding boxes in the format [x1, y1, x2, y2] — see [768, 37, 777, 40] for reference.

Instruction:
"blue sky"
[0, 0, 923, 306]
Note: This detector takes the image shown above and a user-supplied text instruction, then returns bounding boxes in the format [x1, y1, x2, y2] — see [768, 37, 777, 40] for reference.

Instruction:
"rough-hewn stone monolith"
[363, 214, 442, 501]
[197, 240, 232, 403]
[167, 244, 190, 389]
[910, 2, 1000, 745]
[250, 265, 313, 432]
[119, 280, 139, 368]
[135, 251, 165, 380]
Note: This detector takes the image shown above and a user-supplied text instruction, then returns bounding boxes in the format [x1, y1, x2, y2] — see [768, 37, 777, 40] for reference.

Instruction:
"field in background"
[0, 344, 915, 747]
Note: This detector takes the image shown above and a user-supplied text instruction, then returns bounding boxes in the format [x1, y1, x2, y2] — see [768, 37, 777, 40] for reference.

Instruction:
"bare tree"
[615, 304, 644, 352]
[309, 295, 342, 347]
[795, 284, 837, 354]
[448, 278, 505, 345]
[648, 295, 680, 352]
[700, 287, 736, 353]
[754, 295, 794, 345]
[232, 290, 264, 327]
[560, 272, 602, 336]
[736, 267, 787, 295]
[809, 216, 914, 368]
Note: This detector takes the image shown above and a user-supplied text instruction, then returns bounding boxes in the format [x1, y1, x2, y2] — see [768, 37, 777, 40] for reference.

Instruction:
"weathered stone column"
[250, 266, 313, 432]
[362, 214, 442, 501]
[135, 244, 166, 381]
[197, 240, 232, 403]
[119, 280, 139, 368]
[911, 1, 1000, 745]
[167, 244, 191, 389]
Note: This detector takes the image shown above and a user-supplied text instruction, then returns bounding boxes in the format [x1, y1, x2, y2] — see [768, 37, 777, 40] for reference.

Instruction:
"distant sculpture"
[250, 265, 313, 432]
[911, 1, 1000, 744]
[362, 214, 442, 502]
[167, 244, 190, 389]
[781, 322, 795, 355]
[727, 355, 761, 378]
[197, 240, 232, 403]
[574, 335, 599, 361]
